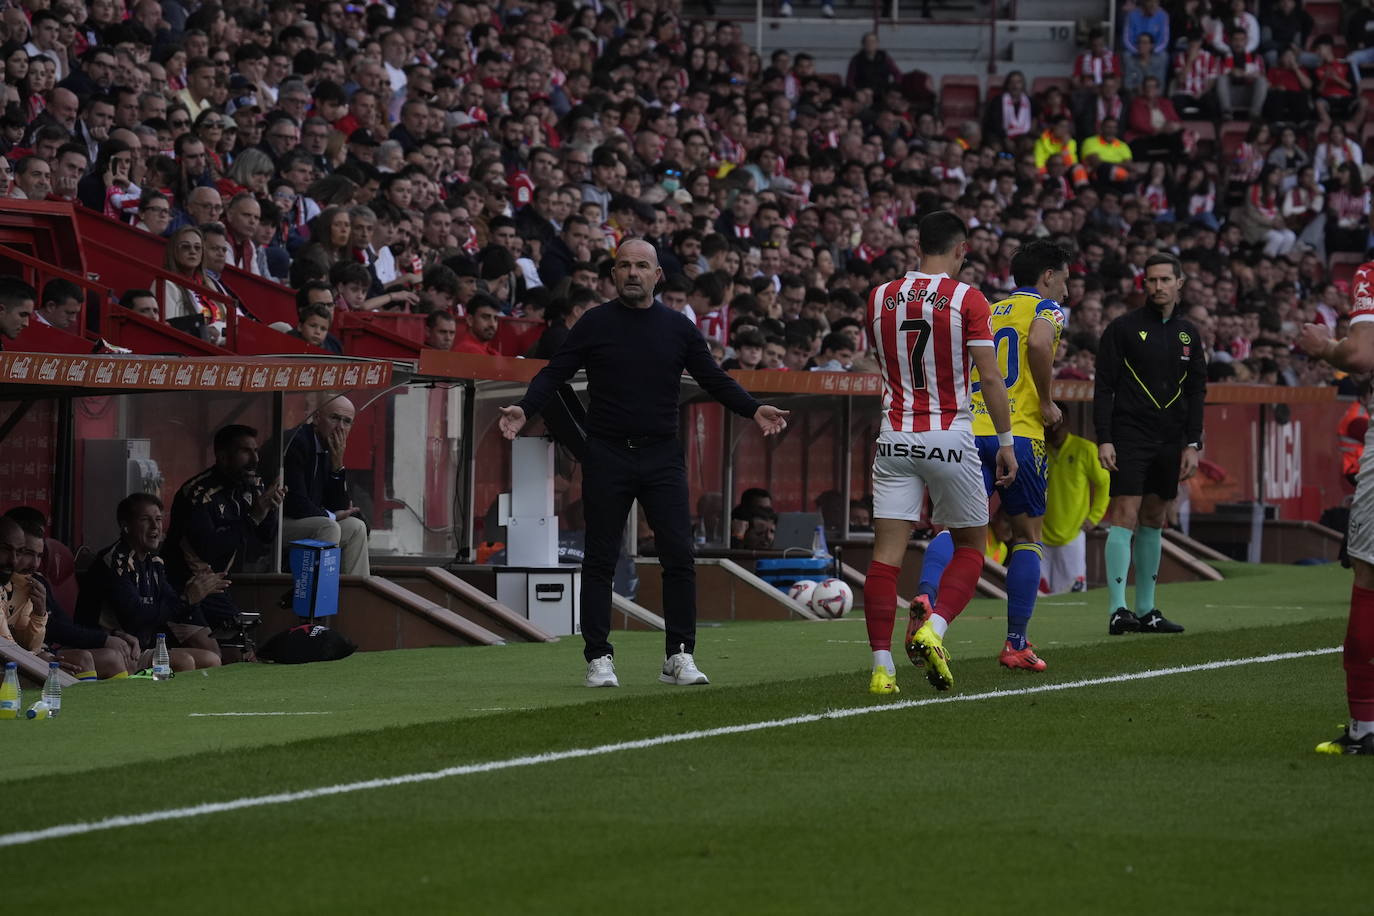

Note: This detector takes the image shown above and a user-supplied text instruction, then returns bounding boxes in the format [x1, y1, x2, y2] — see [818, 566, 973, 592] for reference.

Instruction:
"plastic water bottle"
[25, 700, 51, 719]
[811, 524, 831, 558]
[152, 634, 173, 681]
[0, 662, 19, 718]
[42, 662, 61, 717]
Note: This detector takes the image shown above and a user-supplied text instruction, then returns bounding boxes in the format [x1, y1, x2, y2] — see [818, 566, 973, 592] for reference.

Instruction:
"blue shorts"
[975, 435, 1048, 518]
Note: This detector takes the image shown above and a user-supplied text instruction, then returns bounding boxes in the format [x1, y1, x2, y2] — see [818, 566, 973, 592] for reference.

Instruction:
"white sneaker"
[660, 645, 710, 685]
[586, 655, 619, 688]
[820, 2, 835, 16]
[779, 1, 794, 15]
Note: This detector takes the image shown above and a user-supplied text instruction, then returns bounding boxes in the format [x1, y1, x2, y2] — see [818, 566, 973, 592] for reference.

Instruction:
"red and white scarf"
[1002, 93, 1032, 137]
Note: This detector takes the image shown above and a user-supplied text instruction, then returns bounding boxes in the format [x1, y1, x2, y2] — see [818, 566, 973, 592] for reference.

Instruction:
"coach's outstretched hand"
[499, 405, 527, 440]
[754, 405, 790, 435]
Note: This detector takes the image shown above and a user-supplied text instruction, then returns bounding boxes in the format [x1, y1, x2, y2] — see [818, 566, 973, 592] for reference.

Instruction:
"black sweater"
[517, 298, 761, 439]
[1093, 302, 1207, 448]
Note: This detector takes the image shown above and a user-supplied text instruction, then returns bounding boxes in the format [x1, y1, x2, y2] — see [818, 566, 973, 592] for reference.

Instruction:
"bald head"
[314, 395, 356, 441]
[612, 238, 663, 308]
[186, 186, 223, 225]
[48, 88, 78, 128]
[110, 128, 139, 149]
[618, 238, 659, 267]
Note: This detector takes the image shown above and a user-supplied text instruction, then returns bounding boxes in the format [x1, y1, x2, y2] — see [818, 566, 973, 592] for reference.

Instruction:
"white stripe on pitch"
[188, 712, 332, 717]
[0, 646, 1340, 849]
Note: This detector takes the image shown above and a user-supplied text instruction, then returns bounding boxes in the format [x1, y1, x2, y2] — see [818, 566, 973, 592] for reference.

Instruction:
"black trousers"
[580, 435, 696, 662]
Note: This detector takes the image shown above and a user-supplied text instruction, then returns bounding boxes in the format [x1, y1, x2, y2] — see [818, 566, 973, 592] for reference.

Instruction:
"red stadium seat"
[939, 74, 982, 123]
[1184, 120, 1217, 157]
[900, 69, 935, 110]
[1219, 121, 1250, 161]
[1307, 2, 1342, 43]
[40, 538, 78, 621]
[1361, 120, 1374, 151]
[1331, 252, 1365, 293]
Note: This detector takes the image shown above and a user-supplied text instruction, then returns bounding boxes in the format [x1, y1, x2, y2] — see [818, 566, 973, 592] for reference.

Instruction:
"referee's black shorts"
[1110, 436, 1183, 499]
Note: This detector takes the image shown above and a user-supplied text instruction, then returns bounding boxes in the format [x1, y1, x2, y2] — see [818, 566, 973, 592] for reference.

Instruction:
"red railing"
[72, 207, 297, 327]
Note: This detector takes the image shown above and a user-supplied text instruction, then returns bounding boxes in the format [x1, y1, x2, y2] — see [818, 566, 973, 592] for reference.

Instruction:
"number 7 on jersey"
[899, 318, 932, 390]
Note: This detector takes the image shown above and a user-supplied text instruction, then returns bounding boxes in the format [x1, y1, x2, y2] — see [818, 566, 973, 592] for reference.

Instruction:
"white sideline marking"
[0, 646, 1340, 849]
[1205, 604, 1308, 610]
[188, 712, 332, 718]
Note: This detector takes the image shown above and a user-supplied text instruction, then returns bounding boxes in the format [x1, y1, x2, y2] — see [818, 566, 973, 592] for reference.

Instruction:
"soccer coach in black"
[1093, 252, 1206, 636]
[499, 239, 790, 688]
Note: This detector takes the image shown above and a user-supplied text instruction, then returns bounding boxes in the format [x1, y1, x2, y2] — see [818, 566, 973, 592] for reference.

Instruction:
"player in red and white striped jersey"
[1299, 260, 1374, 754]
[860, 212, 1018, 697]
[868, 267, 989, 434]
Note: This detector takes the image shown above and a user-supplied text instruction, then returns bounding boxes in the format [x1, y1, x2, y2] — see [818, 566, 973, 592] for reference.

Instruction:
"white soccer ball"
[810, 578, 854, 618]
[787, 579, 818, 608]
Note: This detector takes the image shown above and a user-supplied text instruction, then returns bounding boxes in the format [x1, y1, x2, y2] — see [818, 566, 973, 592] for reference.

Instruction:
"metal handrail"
[81, 236, 244, 350]
[0, 242, 107, 342]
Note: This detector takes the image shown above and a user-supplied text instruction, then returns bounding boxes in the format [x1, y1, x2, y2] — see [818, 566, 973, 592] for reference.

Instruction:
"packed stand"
[0, 0, 1360, 386]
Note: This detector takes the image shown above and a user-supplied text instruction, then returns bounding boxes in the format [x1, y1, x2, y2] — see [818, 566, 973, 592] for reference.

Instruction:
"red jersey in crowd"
[453, 334, 499, 356]
[1352, 262, 1374, 326]
[1316, 60, 1354, 98]
[866, 272, 993, 434]
[1221, 51, 1265, 79]
[1172, 50, 1219, 97]
[1072, 49, 1121, 86]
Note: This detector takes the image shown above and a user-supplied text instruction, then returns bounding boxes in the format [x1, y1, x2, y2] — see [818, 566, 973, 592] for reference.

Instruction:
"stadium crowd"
[0, 0, 1364, 392]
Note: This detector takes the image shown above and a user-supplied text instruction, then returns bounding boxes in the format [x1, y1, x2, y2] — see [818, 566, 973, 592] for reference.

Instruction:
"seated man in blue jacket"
[279, 395, 370, 575]
[76, 493, 225, 673]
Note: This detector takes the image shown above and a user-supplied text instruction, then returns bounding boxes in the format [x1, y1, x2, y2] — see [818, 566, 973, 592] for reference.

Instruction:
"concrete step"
[1010, 36, 1082, 63]
[709, 0, 983, 18]
[1012, 0, 1110, 23]
[745, 18, 993, 57]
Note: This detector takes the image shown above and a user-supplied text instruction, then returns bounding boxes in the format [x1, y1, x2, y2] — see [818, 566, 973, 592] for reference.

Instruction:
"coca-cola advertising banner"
[0, 354, 391, 392]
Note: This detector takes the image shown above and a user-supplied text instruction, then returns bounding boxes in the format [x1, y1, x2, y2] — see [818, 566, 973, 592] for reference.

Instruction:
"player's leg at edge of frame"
[1317, 557, 1374, 755]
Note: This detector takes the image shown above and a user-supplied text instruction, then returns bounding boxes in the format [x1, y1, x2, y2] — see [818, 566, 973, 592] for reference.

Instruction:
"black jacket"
[517, 297, 759, 440]
[75, 540, 207, 649]
[278, 423, 350, 519]
[539, 236, 577, 288]
[515, 205, 555, 248]
[35, 572, 108, 650]
[163, 465, 277, 624]
[1093, 302, 1207, 448]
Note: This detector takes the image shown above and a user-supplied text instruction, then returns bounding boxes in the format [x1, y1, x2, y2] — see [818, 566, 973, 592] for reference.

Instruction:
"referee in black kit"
[1093, 252, 1206, 636]
[499, 239, 791, 688]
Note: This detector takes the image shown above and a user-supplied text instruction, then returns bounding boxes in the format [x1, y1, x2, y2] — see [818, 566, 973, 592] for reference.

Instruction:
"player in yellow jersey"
[908, 240, 1069, 672]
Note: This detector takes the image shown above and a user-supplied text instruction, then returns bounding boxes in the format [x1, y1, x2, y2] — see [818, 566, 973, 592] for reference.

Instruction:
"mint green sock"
[1106, 526, 1134, 612]
[1133, 525, 1163, 612]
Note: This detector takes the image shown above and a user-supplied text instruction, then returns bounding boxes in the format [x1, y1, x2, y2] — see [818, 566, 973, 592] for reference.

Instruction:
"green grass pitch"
[4, 561, 1371, 914]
